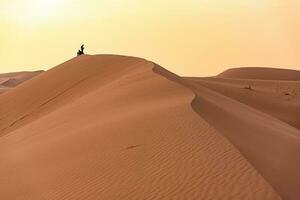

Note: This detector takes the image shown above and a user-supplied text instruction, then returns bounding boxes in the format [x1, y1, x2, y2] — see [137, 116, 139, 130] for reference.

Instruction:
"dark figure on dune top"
[77, 44, 85, 56]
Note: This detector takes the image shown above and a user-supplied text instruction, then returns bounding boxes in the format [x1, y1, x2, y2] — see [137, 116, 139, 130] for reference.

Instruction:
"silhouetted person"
[77, 44, 85, 56]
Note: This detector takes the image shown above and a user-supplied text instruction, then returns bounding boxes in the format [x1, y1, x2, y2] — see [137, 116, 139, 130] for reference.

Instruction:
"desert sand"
[1, 55, 299, 199]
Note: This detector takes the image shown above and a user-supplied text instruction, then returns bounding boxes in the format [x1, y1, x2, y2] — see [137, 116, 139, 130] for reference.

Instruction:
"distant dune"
[218, 67, 300, 81]
[1, 55, 300, 200]
[0, 70, 43, 94]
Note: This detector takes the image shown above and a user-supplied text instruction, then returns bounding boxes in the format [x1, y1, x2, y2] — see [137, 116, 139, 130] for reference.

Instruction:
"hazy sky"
[0, 0, 299, 76]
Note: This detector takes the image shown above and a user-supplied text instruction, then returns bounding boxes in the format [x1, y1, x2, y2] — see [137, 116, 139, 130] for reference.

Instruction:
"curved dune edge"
[154, 65, 300, 200]
[185, 77, 300, 130]
[0, 55, 280, 199]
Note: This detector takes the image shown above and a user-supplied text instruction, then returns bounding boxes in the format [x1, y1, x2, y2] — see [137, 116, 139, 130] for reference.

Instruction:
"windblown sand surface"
[0, 71, 43, 94]
[184, 69, 300, 200]
[1, 55, 298, 199]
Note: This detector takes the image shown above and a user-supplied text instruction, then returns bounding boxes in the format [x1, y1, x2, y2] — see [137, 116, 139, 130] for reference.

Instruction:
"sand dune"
[0, 71, 43, 94]
[0, 55, 280, 200]
[218, 67, 300, 81]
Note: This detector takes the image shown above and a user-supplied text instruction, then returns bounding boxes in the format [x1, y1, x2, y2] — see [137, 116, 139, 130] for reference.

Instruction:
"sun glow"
[4, 0, 68, 25]
[1, 0, 300, 75]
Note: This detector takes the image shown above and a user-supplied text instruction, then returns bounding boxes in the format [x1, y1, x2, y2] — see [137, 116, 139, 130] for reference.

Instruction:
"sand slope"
[0, 55, 279, 200]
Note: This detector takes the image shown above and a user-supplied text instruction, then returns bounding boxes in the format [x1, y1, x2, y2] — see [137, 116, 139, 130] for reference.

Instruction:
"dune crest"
[0, 55, 280, 200]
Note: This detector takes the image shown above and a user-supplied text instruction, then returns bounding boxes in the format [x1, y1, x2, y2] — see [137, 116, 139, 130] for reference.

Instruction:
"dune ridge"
[0, 55, 280, 200]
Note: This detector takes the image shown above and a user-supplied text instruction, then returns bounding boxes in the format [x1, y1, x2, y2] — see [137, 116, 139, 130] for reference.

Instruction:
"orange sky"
[0, 0, 299, 76]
